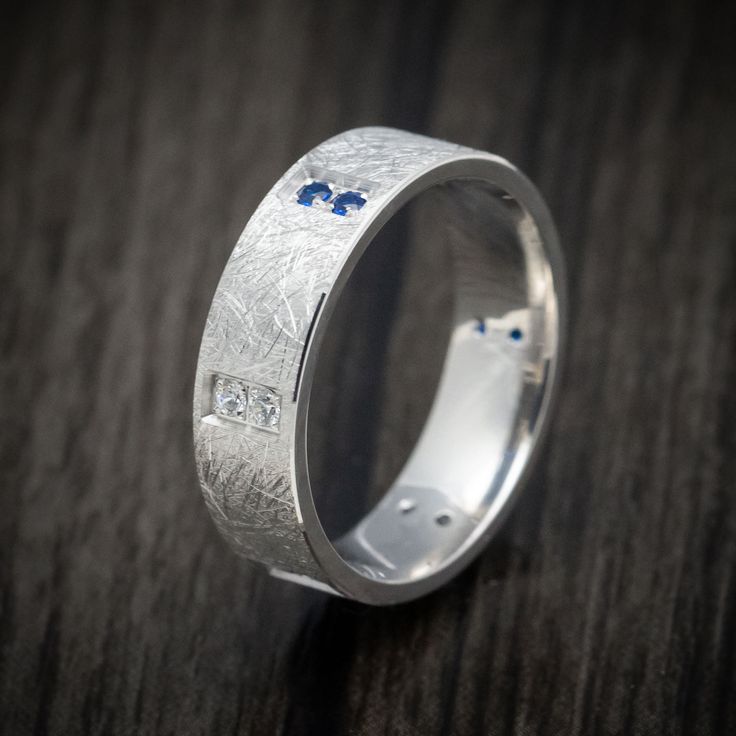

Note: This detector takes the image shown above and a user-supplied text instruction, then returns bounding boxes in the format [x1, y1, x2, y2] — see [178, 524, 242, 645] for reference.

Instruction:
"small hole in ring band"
[434, 511, 452, 527]
[398, 498, 416, 514]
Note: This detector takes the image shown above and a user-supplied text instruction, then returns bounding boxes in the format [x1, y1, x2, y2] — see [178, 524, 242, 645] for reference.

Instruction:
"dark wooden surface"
[2, 0, 736, 733]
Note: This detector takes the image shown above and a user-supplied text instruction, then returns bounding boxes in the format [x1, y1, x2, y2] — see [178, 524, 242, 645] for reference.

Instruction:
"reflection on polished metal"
[193, 127, 566, 604]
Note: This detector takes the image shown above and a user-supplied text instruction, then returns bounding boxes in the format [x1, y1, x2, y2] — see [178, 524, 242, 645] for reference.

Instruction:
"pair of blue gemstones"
[474, 318, 523, 342]
[297, 181, 366, 216]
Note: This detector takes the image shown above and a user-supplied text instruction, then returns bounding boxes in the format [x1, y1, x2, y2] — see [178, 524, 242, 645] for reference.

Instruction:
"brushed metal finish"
[193, 127, 566, 603]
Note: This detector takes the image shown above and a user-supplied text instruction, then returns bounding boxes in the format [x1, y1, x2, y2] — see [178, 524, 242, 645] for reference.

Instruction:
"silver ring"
[193, 127, 566, 604]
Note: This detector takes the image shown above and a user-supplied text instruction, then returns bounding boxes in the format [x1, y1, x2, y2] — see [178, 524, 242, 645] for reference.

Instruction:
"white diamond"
[247, 386, 281, 429]
[213, 377, 247, 418]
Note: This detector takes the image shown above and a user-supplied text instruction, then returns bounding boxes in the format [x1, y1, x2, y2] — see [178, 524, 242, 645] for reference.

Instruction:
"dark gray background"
[2, 0, 735, 734]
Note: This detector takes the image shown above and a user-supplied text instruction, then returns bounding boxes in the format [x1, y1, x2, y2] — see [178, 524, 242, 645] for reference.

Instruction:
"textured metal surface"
[193, 128, 464, 582]
[8, 3, 736, 728]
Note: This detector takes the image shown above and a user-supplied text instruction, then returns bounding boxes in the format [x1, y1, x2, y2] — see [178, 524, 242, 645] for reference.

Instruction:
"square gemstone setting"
[212, 376, 247, 419]
[247, 386, 282, 429]
[279, 165, 377, 219]
[208, 374, 281, 432]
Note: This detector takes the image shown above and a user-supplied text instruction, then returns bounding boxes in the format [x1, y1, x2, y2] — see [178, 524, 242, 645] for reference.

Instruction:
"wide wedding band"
[193, 127, 565, 604]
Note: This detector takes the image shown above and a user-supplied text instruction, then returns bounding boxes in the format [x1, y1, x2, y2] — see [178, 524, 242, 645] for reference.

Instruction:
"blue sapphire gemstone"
[296, 181, 332, 206]
[331, 191, 366, 216]
[509, 327, 523, 342]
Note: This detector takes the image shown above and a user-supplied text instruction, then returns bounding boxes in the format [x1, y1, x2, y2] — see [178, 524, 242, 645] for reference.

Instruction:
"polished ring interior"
[193, 127, 564, 605]
[309, 178, 549, 585]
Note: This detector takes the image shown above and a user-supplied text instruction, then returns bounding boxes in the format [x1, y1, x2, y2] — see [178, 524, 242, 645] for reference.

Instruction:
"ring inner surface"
[307, 178, 554, 584]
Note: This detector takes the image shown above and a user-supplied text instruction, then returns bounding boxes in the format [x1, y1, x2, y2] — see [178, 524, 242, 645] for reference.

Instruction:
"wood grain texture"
[1, 0, 735, 734]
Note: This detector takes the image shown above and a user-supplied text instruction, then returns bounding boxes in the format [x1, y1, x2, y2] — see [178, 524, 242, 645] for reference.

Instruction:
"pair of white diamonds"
[211, 375, 281, 431]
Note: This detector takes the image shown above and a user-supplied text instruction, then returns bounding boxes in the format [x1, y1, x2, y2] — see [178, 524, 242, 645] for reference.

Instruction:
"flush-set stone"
[211, 375, 281, 431]
[296, 180, 367, 215]
[213, 377, 247, 418]
[331, 191, 366, 216]
[296, 181, 333, 207]
[247, 386, 282, 429]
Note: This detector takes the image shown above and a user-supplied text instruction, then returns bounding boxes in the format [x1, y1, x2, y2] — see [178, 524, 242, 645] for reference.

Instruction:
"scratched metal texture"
[4, 2, 736, 733]
[193, 127, 463, 579]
